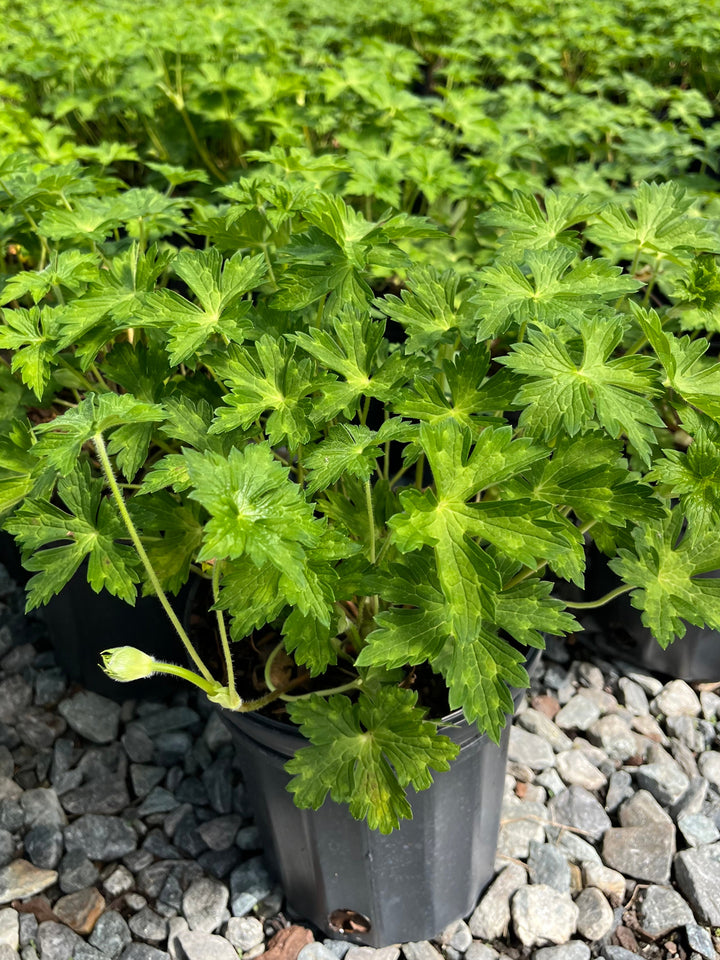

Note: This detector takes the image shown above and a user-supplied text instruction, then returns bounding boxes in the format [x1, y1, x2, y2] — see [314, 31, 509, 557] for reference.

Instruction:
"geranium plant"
[2, 179, 720, 833]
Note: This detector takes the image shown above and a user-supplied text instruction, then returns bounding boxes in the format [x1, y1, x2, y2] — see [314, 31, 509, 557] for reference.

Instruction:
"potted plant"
[2, 176, 720, 944]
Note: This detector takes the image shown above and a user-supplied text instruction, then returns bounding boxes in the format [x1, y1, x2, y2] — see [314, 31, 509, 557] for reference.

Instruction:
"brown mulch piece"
[263, 925, 315, 960]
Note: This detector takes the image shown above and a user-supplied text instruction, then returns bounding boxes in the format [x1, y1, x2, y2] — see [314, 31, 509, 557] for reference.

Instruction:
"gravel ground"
[0, 564, 718, 960]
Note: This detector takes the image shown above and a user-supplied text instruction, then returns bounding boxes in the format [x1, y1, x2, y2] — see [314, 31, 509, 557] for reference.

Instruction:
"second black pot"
[41, 571, 190, 701]
[221, 649, 540, 948]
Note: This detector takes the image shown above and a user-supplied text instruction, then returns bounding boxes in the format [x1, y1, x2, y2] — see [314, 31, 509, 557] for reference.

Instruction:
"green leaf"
[356, 554, 449, 669]
[303, 424, 382, 496]
[500, 317, 664, 462]
[150, 248, 267, 364]
[633, 305, 720, 421]
[32, 393, 165, 477]
[476, 191, 600, 254]
[588, 181, 719, 262]
[215, 557, 287, 640]
[376, 267, 479, 353]
[286, 686, 458, 834]
[282, 609, 337, 678]
[439, 629, 527, 741]
[609, 511, 720, 648]
[4, 462, 140, 609]
[472, 248, 641, 340]
[492, 579, 579, 649]
[209, 336, 316, 448]
[0, 250, 99, 305]
[0, 306, 62, 397]
[127, 492, 204, 595]
[183, 443, 323, 592]
[649, 412, 720, 530]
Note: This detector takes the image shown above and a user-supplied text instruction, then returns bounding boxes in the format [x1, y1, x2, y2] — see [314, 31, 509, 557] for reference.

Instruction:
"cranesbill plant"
[2, 182, 720, 832]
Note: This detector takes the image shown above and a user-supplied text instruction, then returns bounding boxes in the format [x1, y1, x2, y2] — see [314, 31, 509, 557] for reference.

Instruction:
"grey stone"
[175, 930, 238, 960]
[601, 949, 638, 960]
[118, 946, 170, 960]
[698, 751, 720, 791]
[224, 916, 264, 951]
[549, 831, 601, 866]
[0, 834, 14, 870]
[463, 946, 497, 960]
[554, 697, 601, 732]
[182, 877, 228, 933]
[235, 826, 261, 851]
[497, 796, 546, 859]
[202, 713, 232, 752]
[468, 864, 526, 940]
[631, 714, 668, 744]
[58, 692, 121, 744]
[602, 824, 675, 883]
[0, 861, 57, 905]
[618, 790, 673, 828]
[88, 911, 132, 959]
[605, 772, 633, 813]
[61, 777, 130, 816]
[527, 842, 570, 893]
[153, 732, 193, 769]
[587, 715, 637, 763]
[323, 940, 351, 960]
[636, 757, 689, 806]
[636, 884, 694, 936]
[678, 813, 720, 847]
[576, 662, 604, 690]
[0, 679, 31, 726]
[403, 943, 442, 960]
[0, 754, 12, 784]
[555, 752, 606, 791]
[671, 777, 709, 821]
[581, 862, 626, 907]
[201, 755, 233, 814]
[685, 923, 716, 960]
[65, 815, 137, 860]
[20, 790, 65, 829]
[533, 945, 590, 960]
[37, 921, 104, 960]
[0, 948, 17, 960]
[58, 849, 99, 894]
[134, 708, 200, 739]
[137, 788, 179, 818]
[34, 669, 67, 707]
[511, 884, 578, 947]
[18, 910, 37, 947]
[437, 920, 471, 952]
[670, 739, 699, 780]
[700, 692, 720, 721]
[196, 816, 242, 852]
[508, 728, 555, 771]
[129, 907, 168, 944]
[228, 857, 272, 917]
[667, 715, 706, 753]
[130, 765, 166, 799]
[122, 728, 155, 764]
[574, 887, 614, 941]
[516, 711, 572, 753]
[674, 846, 720, 925]
[651, 680, 701, 717]
[626, 671, 663, 697]
[618, 678, 649, 716]
[23, 826, 62, 870]
[535, 769, 566, 798]
[103, 865, 135, 898]
[547, 786, 611, 841]
[0, 909, 17, 950]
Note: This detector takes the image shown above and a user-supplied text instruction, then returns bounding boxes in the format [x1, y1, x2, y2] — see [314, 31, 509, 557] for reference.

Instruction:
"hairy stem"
[212, 560, 237, 702]
[92, 432, 214, 682]
[564, 584, 633, 610]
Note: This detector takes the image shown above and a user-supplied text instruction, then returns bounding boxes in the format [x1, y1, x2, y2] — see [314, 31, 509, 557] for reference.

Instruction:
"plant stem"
[92, 431, 214, 682]
[212, 560, 237, 702]
[264, 640, 362, 702]
[564, 584, 633, 609]
[365, 479, 376, 564]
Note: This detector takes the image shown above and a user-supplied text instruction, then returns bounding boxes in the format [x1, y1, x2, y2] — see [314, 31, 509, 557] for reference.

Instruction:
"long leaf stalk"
[92, 431, 214, 683]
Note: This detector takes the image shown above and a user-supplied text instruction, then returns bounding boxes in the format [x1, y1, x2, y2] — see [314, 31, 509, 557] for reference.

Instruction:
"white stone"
[650, 680, 700, 718]
[511, 885, 578, 947]
[0, 909, 18, 951]
[468, 864, 526, 941]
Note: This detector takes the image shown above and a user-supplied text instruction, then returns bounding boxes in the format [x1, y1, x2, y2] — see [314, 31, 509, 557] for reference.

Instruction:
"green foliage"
[1, 0, 720, 830]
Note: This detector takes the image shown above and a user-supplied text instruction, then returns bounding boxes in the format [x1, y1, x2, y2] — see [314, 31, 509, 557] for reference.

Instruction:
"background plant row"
[1, 0, 720, 273]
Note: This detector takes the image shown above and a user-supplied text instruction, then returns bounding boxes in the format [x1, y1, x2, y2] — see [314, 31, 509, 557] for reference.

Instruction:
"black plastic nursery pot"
[222, 649, 541, 948]
[41, 570, 190, 701]
[585, 550, 720, 681]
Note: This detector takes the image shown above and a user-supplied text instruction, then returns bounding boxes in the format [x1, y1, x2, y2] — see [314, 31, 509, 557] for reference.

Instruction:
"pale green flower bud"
[101, 646, 157, 682]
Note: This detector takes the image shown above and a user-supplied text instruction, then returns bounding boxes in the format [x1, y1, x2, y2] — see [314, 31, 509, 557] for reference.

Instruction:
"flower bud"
[101, 646, 157, 682]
